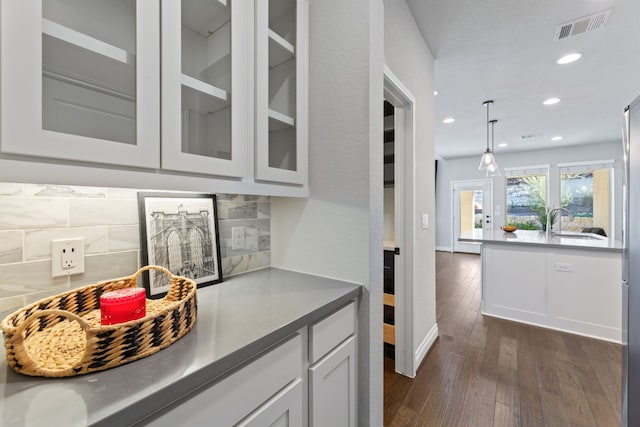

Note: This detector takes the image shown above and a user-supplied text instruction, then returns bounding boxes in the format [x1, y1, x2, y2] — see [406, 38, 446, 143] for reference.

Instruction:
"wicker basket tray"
[1, 265, 197, 377]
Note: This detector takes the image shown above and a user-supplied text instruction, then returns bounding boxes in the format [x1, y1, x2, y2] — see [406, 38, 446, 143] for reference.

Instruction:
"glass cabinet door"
[0, 1, 160, 168]
[161, 0, 248, 178]
[255, 0, 308, 185]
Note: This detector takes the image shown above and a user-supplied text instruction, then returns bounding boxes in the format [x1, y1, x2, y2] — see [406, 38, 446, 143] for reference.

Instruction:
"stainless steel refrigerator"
[623, 95, 640, 426]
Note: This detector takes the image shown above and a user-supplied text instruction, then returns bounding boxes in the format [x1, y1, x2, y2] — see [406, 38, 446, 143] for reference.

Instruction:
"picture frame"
[137, 192, 223, 298]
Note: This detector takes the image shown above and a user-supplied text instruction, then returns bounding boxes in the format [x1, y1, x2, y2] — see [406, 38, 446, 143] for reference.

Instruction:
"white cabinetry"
[309, 337, 356, 427]
[308, 303, 357, 427]
[144, 302, 356, 427]
[145, 334, 303, 426]
[0, 0, 308, 194]
[255, 0, 308, 185]
[1, 0, 160, 168]
[482, 244, 622, 342]
[161, 0, 248, 177]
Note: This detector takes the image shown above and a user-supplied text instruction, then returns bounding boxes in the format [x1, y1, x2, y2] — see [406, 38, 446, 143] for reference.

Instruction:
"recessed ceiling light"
[434, 90, 438, 96]
[443, 117, 455, 124]
[543, 97, 560, 105]
[498, 143, 508, 148]
[551, 136, 563, 141]
[557, 53, 582, 65]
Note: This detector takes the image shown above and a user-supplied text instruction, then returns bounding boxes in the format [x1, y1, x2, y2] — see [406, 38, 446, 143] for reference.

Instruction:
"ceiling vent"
[554, 8, 613, 41]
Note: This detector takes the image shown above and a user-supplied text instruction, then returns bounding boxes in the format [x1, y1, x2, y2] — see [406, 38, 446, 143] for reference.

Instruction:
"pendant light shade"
[478, 100, 500, 176]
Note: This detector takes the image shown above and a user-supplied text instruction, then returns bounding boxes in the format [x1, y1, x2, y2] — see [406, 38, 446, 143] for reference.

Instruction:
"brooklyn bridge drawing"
[146, 205, 217, 290]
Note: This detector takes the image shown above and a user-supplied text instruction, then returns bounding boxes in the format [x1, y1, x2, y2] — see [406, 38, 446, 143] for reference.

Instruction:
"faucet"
[547, 207, 573, 236]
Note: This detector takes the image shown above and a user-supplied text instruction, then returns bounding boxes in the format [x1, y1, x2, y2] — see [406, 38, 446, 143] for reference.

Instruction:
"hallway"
[384, 252, 621, 426]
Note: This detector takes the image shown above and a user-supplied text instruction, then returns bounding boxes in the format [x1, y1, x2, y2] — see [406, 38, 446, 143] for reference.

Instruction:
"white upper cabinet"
[0, 0, 308, 194]
[0, 0, 160, 168]
[161, 0, 248, 177]
[255, 0, 308, 185]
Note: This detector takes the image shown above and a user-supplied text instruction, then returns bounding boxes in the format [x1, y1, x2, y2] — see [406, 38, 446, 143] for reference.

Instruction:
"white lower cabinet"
[142, 302, 357, 427]
[144, 334, 303, 427]
[237, 379, 303, 427]
[309, 336, 356, 427]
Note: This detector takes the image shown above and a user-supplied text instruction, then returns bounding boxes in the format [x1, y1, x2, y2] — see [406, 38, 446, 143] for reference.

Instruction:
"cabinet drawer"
[145, 334, 302, 426]
[310, 302, 355, 364]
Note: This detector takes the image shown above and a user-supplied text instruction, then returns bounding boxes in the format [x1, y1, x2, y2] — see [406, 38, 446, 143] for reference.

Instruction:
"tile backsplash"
[0, 183, 270, 314]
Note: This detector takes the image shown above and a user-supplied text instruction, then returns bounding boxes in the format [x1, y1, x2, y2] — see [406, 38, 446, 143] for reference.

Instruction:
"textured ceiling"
[406, 0, 640, 159]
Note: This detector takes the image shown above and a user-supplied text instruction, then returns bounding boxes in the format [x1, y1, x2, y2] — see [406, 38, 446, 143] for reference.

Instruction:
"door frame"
[384, 66, 415, 377]
[451, 179, 493, 254]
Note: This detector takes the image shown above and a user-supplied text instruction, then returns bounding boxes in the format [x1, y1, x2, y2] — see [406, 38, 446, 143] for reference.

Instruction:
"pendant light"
[486, 119, 500, 176]
[478, 100, 496, 171]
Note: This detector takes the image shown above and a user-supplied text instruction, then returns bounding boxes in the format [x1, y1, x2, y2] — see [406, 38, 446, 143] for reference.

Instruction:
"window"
[505, 166, 549, 230]
[559, 162, 613, 236]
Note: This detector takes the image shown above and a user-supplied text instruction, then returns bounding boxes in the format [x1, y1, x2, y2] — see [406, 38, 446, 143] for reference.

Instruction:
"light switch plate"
[422, 213, 429, 230]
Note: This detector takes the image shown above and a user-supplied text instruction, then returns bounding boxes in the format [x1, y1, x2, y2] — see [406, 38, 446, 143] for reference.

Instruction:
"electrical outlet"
[52, 238, 85, 277]
[232, 227, 245, 250]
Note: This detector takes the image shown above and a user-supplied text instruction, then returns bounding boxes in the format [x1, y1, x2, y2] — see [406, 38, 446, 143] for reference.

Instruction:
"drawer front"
[310, 302, 355, 364]
[237, 378, 303, 427]
[145, 334, 302, 426]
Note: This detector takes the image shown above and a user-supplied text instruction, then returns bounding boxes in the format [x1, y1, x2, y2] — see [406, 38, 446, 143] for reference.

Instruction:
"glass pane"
[42, 0, 137, 144]
[561, 168, 611, 236]
[181, 0, 232, 160]
[181, 86, 231, 160]
[459, 190, 483, 238]
[506, 174, 547, 230]
[268, 0, 297, 171]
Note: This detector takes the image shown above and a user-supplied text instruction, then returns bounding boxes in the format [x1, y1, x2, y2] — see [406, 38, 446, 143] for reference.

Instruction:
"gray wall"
[271, 0, 384, 425]
[435, 141, 623, 250]
[383, 0, 437, 371]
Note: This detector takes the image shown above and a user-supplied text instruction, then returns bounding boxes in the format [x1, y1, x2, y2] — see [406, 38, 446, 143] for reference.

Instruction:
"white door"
[452, 180, 493, 254]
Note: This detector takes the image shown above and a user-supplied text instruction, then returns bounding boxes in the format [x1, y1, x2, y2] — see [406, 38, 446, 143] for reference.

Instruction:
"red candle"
[100, 288, 146, 325]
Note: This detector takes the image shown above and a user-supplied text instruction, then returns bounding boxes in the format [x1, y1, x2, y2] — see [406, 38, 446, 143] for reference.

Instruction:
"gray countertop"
[0, 268, 362, 426]
[459, 229, 623, 252]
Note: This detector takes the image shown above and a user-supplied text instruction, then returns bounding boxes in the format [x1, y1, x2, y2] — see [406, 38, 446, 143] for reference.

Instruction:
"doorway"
[383, 67, 415, 377]
[452, 180, 493, 254]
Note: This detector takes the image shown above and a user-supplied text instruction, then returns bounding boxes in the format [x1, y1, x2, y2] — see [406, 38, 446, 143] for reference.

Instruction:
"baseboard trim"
[414, 323, 439, 375]
[436, 246, 452, 252]
[482, 311, 622, 344]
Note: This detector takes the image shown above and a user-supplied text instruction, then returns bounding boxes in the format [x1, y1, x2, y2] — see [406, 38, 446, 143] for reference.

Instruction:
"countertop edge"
[94, 285, 362, 426]
[458, 236, 622, 253]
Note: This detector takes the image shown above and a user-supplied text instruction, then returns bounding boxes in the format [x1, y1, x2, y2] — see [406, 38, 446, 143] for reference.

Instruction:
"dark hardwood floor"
[384, 251, 622, 427]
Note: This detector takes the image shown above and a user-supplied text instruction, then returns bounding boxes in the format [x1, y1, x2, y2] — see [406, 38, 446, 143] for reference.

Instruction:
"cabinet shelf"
[42, 19, 134, 65]
[268, 29, 294, 68]
[182, 0, 229, 38]
[268, 109, 295, 131]
[42, 19, 135, 97]
[181, 74, 228, 114]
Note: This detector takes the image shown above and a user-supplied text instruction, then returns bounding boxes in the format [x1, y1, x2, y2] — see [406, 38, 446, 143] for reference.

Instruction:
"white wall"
[436, 141, 623, 250]
[270, 0, 384, 425]
[383, 0, 437, 372]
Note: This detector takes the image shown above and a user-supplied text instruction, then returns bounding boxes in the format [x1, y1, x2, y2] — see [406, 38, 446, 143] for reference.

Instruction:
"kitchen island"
[460, 229, 622, 342]
[0, 268, 361, 426]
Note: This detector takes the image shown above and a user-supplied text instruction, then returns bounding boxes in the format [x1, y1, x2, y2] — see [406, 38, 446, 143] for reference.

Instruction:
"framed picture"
[138, 192, 223, 298]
